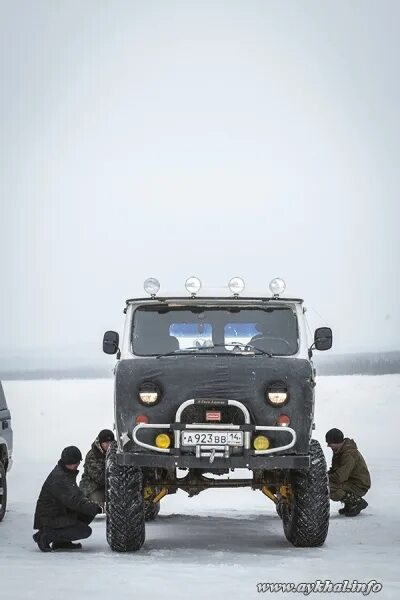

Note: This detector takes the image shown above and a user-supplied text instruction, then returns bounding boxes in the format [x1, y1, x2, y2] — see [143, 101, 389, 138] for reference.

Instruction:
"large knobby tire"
[106, 443, 145, 552]
[282, 439, 330, 547]
[0, 461, 7, 522]
[144, 500, 160, 521]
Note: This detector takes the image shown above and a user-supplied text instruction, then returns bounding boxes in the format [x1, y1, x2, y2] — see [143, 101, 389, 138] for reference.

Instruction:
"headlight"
[266, 384, 288, 406]
[268, 392, 287, 405]
[138, 383, 160, 405]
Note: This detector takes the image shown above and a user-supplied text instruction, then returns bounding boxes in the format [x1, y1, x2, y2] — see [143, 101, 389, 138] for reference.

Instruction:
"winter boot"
[33, 531, 52, 552]
[345, 497, 368, 517]
[52, 541, 82, 550]
[338, 491, 360, 516]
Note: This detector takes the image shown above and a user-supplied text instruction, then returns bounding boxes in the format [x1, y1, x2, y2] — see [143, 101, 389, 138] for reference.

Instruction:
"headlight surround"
[138, 382, 161, 406]
[266, 384, 288, 406]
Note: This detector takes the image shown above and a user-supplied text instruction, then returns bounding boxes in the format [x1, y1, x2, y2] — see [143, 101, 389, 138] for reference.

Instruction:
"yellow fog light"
[253, 435, 270, 450]
[155, 433, 171, 449]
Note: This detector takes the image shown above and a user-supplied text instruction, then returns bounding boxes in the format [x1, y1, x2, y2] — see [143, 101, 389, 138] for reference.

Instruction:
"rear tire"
[0, 462, 6, 522]
[282, 439, 330, 547]
[144, 500, 160, 521]
[106, 443, 145, 552]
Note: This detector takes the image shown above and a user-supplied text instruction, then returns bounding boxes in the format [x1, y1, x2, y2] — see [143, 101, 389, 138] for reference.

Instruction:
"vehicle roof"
[125, 296, 304, 306]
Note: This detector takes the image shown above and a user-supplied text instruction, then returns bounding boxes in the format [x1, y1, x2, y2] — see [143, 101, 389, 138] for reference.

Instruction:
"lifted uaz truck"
[103, 277, 333, 552]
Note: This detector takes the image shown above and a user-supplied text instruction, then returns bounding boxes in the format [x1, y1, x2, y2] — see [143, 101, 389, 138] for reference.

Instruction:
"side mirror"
[103, 331, 119, 355]
[314, 327, 333, 351]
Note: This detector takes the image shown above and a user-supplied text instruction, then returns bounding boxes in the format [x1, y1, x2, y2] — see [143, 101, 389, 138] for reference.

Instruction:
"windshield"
[132, 305, 299, 356]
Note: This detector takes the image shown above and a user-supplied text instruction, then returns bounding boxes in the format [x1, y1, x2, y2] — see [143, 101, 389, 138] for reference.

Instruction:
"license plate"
[181, 431, 243, 446]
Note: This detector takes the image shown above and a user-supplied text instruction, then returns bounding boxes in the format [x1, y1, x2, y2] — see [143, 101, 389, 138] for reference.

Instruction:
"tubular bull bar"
[131, 398, 299, 465]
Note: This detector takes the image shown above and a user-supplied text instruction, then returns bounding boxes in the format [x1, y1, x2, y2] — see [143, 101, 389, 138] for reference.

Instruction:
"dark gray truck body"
[112, 297, 320, 472]
[0, 382, 12, 472]
[115, 355, 314, 470]
[103, 293, 333, 552]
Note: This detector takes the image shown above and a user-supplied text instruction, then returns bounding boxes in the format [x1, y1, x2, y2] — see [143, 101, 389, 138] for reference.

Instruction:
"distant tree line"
[0, 352, 399, 380]
[314, 351, 400, 376]
[0, 367, 113, 381]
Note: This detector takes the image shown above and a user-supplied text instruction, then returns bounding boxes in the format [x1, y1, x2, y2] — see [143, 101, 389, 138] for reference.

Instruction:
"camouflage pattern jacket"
[79, 439, 106, 496]
[329, 438, 371, 496]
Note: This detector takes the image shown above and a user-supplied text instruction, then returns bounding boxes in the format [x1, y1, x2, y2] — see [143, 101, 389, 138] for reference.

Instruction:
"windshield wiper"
[156, 344, 272, 358]
[156, 348, 198, 358]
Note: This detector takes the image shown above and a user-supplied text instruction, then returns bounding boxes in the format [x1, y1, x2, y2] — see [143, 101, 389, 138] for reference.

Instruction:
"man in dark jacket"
[33, 446, 101, 552]
[326, 428, 371, 517]
[79, 429, 115, 505]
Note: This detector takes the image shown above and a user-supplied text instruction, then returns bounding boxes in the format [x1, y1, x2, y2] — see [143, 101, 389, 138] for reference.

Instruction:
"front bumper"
[116, 451, 310, 470]
[121, 398, 310, 470]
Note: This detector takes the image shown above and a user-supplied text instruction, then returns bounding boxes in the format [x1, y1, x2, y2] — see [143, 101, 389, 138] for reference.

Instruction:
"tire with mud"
[282, 439, 330, 547]
[106, 443, 145, 552]
[144, 500, 160, 521]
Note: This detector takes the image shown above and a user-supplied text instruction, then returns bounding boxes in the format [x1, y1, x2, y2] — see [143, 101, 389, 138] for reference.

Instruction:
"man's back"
[331, 438, 371, 494]
[34, 461, 98, 530]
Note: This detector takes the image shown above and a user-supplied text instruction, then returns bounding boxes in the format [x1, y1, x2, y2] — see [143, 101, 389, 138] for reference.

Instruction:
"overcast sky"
[1, 0, 399, 357]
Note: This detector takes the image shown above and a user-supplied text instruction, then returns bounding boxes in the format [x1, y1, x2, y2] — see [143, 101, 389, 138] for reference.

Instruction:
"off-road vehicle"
[103, 277, 332, 552]
[0, 381, 13, 522]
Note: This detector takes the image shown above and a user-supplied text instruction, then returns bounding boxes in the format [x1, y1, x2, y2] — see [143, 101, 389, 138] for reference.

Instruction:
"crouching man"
[79, 429, 115, 506]
[33, 446, 102, 552]
[326, 428, 371, 517]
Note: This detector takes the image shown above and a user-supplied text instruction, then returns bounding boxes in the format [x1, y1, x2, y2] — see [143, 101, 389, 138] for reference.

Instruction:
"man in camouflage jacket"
[79, 429, 115, 505]
[326, 428, 371, 517]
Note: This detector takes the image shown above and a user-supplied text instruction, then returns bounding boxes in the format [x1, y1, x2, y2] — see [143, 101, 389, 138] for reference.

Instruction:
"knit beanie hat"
[61, 446, 82, 464]
[325, 428, 344, 444]
[98, 429, 115, 444]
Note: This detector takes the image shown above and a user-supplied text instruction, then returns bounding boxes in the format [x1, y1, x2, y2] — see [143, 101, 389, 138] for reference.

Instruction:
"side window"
[170, 323, 213, 350]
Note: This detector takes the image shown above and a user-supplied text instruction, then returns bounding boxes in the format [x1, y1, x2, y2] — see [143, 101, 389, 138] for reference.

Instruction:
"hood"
[340, 438, 358, 452]
[115, 355, 315, 454]
[91, 439, 105, 456]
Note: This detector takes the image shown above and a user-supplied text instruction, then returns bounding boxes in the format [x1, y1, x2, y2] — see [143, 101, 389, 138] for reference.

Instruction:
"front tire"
[282, 439, 330, 547]
[0, 462, 7, 522]
[106, 443, 145, 552]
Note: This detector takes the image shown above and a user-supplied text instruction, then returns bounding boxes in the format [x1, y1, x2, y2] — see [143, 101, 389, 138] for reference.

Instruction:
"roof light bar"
[143, 278, 160, 297]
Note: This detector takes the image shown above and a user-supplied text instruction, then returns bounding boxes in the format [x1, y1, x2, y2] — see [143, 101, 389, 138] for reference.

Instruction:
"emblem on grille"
[206, 411, 221, 421]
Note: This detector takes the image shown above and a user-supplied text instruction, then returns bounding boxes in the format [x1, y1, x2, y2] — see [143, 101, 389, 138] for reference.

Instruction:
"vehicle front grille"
[180, 404, 246, 425]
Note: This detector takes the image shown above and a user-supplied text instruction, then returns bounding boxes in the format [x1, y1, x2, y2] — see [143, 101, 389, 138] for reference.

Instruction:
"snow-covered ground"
[1, 376, 399, 599]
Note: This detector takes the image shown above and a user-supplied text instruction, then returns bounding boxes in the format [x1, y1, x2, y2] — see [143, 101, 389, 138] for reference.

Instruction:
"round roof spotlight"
[228, 277, 245, 297]
[144, 277, 160, 297]
[185, 276, 202, 297]
[269, 277, 286, 298]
